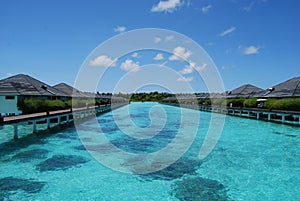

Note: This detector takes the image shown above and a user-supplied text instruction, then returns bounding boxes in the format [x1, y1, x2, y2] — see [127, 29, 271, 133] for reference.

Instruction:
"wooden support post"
[13, 124, 18, 140]
[47, 118, 50, 129]
[66, 115, 70, 122]
[58, 116, 61, 125]
[268, 113, 271, 121]
[33, 121, 37, 133]
[281, 115, 285, 123]
[257, 113, 260, 120]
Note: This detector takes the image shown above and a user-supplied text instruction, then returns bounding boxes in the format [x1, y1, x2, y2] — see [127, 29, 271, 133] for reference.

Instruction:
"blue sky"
[0, 0, 299, 93]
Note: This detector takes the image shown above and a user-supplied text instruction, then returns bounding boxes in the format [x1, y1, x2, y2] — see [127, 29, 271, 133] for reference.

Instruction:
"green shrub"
[72, 99, 96, 108]
[243, 98, 257, 108]
[18, 97, 113, 114]
[227, 98, 245, 107]
[204, 99, 211, 105]
[265, 98, 300, 111]
[211, 98, 227, 106]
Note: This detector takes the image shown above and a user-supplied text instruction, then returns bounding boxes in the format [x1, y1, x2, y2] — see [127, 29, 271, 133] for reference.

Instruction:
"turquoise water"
[0, 102, 299, 200]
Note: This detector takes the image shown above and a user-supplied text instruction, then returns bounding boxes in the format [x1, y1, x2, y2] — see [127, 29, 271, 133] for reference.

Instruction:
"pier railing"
[0, 103, 128, 139]
[162, 103, 300, 127]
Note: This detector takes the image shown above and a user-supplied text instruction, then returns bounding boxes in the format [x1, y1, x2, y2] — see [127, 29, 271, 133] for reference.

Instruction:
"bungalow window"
[5, 96, 15, 100]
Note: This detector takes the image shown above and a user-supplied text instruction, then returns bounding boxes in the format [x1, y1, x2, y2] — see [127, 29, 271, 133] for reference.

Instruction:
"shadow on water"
[272, 131, 297, 138]
[0, 177, 46, 199]
[172, 176, 231, 201]
[36, 154, 90, 172]
[138, 157, 202, 181]
[12, 149, 49, 163]
[0, 123, 76, 159]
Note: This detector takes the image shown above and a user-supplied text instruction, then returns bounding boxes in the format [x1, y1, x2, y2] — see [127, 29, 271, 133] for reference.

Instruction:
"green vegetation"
[264, 98, 300, 111]
[18, 98, 67, 114]
[18, 97, 110, 114]
[167, 96, 300, 111]
[17, 93, 300, 114]
[211, 98, 227, 107]
[243, 98, 257, 108]
[226, 98, 245, 107]
[128, 92, 174, 102]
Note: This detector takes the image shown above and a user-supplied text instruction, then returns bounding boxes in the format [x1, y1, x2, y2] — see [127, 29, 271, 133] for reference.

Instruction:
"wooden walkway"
[0, 103, 128, 139]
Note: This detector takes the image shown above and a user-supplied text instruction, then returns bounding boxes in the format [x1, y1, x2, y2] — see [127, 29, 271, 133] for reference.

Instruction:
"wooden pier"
[0, 103, 128, 139]
[163, 103, 300, 127]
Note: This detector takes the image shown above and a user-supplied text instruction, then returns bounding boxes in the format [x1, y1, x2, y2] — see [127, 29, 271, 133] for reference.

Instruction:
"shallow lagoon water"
[0, 102, 299, 200]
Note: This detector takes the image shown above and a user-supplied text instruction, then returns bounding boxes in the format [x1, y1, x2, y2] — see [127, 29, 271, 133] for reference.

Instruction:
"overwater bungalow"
[253, 77, 300, 107]
[255, 77, 300, 98]
[0, 74, 68, 116]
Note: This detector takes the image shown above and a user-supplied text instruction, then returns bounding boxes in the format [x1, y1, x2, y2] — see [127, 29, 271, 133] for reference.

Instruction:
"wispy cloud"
[243, 46, 260, 55]
[177, 76, 194, 82]
[225, 48, 233, 54]
[221, 64, 236, 71]
[179, 62, 207, 74]
[165, 35, 174, 42]
[6, 72, 13, 77]
[154, 53, 164, 60]
[114, 26, 126, 33]
[151, 0, 182, 13]
[89, 55, 117, 67]
[131, 52, 139, 58]
[244, 0, 268, 12]
[160, 61, 168, 66]
[244, 1, 255, 12]
[153, 37, 162, 43]
[120, 59, 140, 72]
[201, 5, 212, 14]
[169, 46, 192, 61]
[219, 27, 236, 37]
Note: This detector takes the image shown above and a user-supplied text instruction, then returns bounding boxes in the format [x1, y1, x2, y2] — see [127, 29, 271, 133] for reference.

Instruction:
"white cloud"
[159, 61, 168, 66]
[89, 55, 117, 67]
[120, 59, 140, 72]
[153, 37, 162, 43]
[244, 1, 255, 12]
[244, 0, 268, 12]
[169, 46, 192, 61]
[153, 53, 164, 60]
[179, 61, 207, 74]
[151, 0, 182, 13]
[225, 48, 233, 54]
[243, 46, 260, 55]
[165, 35, 174, 42]
[201, 5, 212, 14]
[114, 26, 126, 33]
[6, 72, 13, 76]
[219, 27, 236, 37]
[131, 52, 139, 58]
[177, 76, 194, 82]
[221, 65, 236, 70]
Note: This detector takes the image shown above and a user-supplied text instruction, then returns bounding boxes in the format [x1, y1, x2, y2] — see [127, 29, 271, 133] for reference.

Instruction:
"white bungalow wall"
[0, 95, 22, 116]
